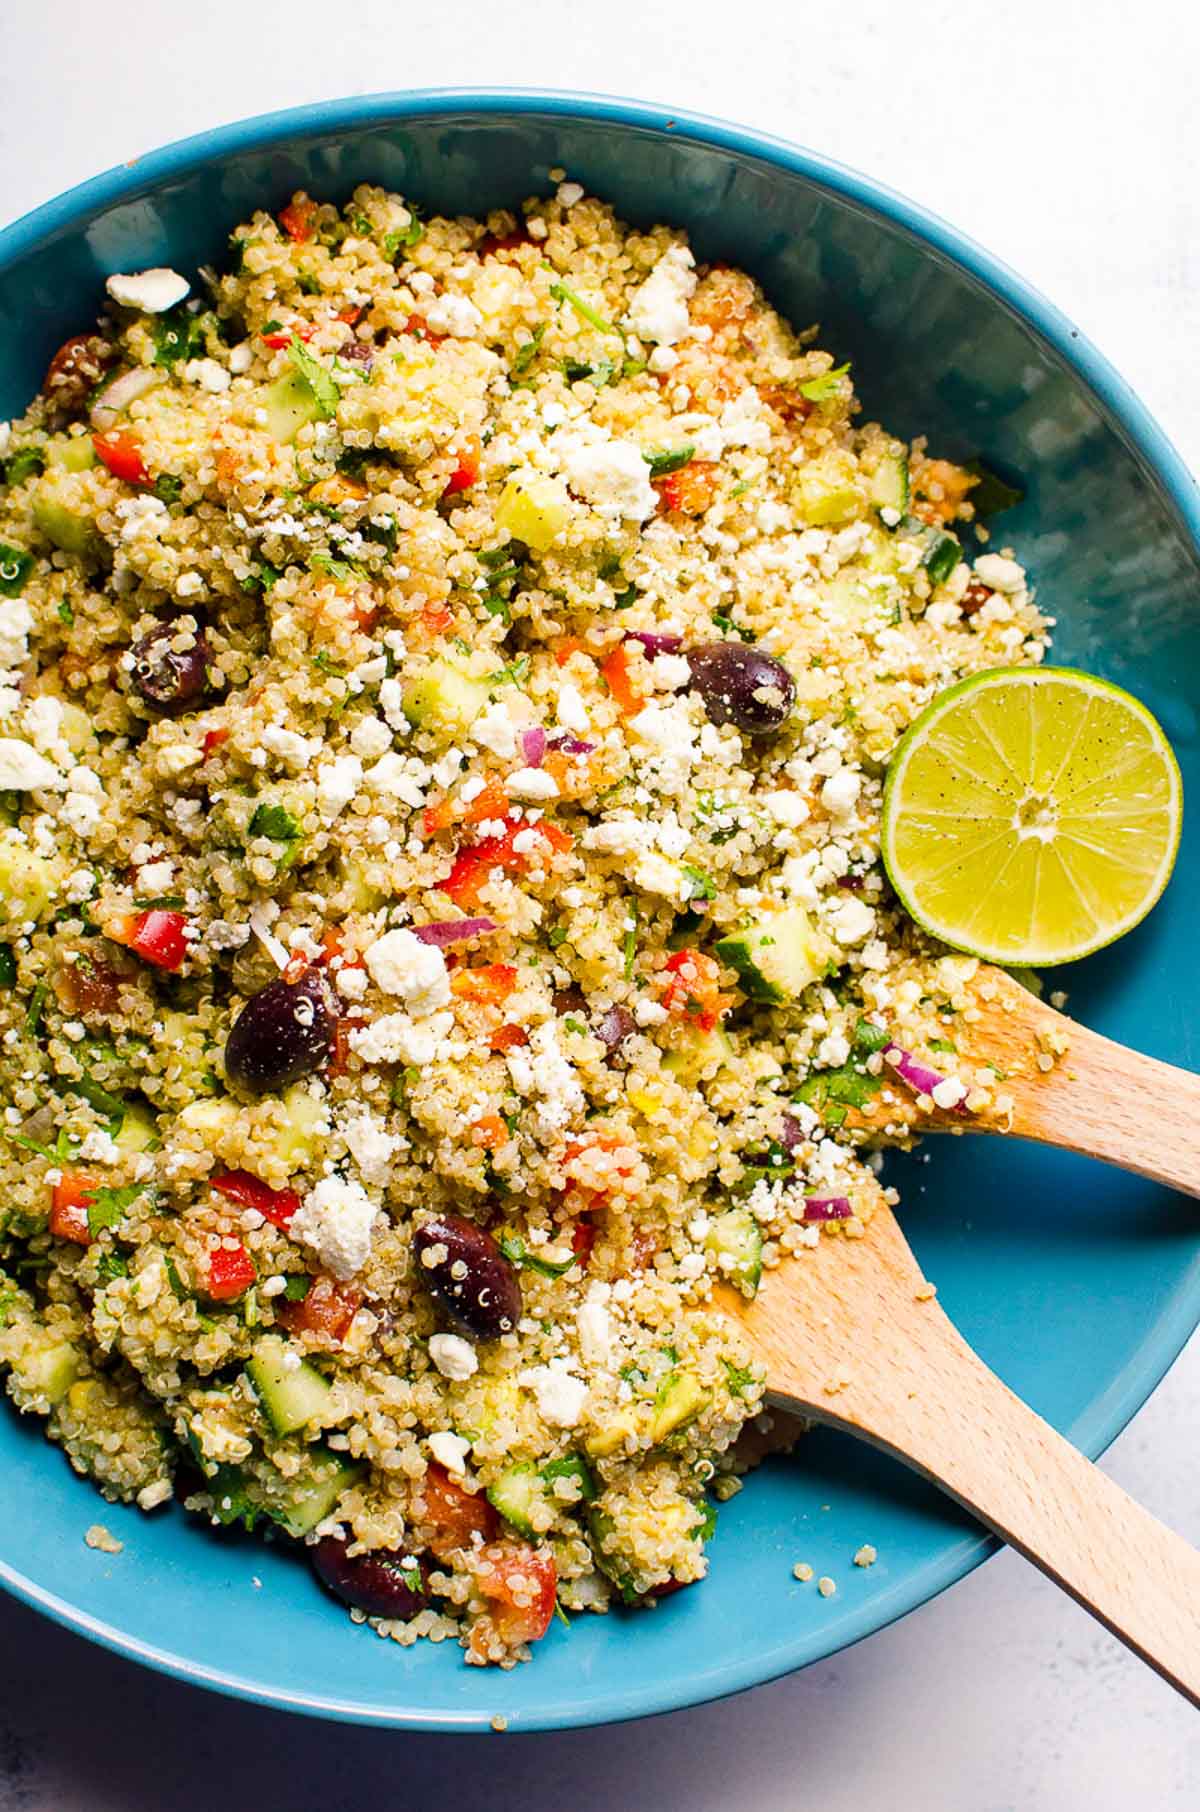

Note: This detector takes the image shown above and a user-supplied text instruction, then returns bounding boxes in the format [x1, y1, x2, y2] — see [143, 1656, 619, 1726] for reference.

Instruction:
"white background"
[1, 2, 1198, 1805]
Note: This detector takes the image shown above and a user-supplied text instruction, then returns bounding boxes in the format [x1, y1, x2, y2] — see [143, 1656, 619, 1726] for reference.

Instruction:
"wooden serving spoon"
[715, 968, 1200, 1703]
[846, 962, 1200, 1200]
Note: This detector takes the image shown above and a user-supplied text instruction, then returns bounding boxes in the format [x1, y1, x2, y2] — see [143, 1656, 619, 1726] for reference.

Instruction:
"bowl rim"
[1, 85, 1198, 1733]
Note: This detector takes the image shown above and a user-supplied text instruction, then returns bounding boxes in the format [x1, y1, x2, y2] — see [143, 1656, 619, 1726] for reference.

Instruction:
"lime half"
[881, 666, 1182, 966]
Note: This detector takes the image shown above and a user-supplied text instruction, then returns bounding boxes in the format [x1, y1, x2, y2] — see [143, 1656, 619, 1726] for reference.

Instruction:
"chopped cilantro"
[0, 946, 14, 988]
[799, 362, 851, 402]
[56, 599, 74, 626]
[283, 1274, 312, 1302]
[644, 445, 695, 478]
[612, 585, 638, 610]
[310, 650, 344, 678]
[622, 900, 640, 979]
[206, 1465, 264, 1532]
[240, 561, 281, 595]
[153, 306, 204, 369]
[562, 355, 616, 387]
[153, 473, 182, 505]
[24, 981, 47, 1037]
[487, 654, 530, 688]
[96, 1249, 130, 1283]
[499, 1235, 577, 1278]
[710, 612, 754, 642]
[548, 277, 619, 336]
[86, 1182, 151, 1239]
[287, 337, 340, 418]
[691, 1497, 718, 1542]
[248, 802, 302, 844]
[722, 1359, 758, 1399]
[309, 551, 365, 583]
[0, 543, 33, 598]
[794, 1060, 882, 1120]
[512, 324, 547, 377]
[929, 1037, 957, 1054]
[548, 926, 569, 948]
[682, 865, 716, 902]
[853, 1016, 889, 1055]
[383, 209, 424, 260]
[297, 271, 321, 296]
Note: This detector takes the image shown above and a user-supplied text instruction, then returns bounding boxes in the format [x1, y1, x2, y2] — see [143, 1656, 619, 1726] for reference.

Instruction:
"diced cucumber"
[178, 1096, 239, 1141]
[488, 1451, 597, 1536]
[271, 1084, 327, 1173]
[11, 1335, 79, 1407]
[662, 1022, 733, 1085]
[271, 1448, 364, 1537]
[32, 479, 99, 556]
[922, 529, 961, 588]
[494, 474, 570, 552]
[705, 1206, 763, 1296]
[402, 657, 491, 738]
[869, 449, 909, 518]
[263, 370, 325, 445]
[716, 905, 829, 1006]
[115, 1101, 159, 1154]
[649, 1370, 709, 1446]
[0, 839, 58, 924]
[793, 451, 863, 527]
[45, 436, 97, 474]
[246, 1335, 333, 1436]
[336, 852, 389, 913]
[584, 1407, 641, 1459]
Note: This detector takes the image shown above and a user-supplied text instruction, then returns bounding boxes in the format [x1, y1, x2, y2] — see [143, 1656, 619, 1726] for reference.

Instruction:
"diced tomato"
[57, 952, 121, 1017]
[416, 600, 455, 643]
[661, 947, 731, 1032]
[418, 1463, 500, 1561]
[278, 199, 318, 243]
[261, 323, 314, 349]
[404, 313, 446, 347]
[451, 962, 518, 1008]
[421, 798, 456, 839]
[462, 778, 510, 828]
[443, 433, 481, 498]
[277, 1275, 361, 1343]
[469, 1111, 509, 1150]
[627, 1223, 660, 1272]
[49, 1170, 99, 1244]
[472, 1542, 557, 1652]
[92, 429, 148, 486]
[210, 1170, 299, 1230]
[201, 726, 229, 761]
[600, 644, 643, 714]
[121, 909, 190, 973]
[554, 637, 587, 667]
[570, 1215, 596, 1268]
[206, 1243, 257, 1301]
[654, 459, 720, 517]
[442, 819, 573, 909]
[562, 1132, 641, 1201]
[336, 306, 363, 326]
[477, 230, 530, 257]
[488, 1023, 527, 1053]
[760, 384, 813, 425]
[316, 926, 365, 973]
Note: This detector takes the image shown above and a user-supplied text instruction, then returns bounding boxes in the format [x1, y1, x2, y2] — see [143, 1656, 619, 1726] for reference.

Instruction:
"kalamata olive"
[310, 1533, 427, 1619]
[337, 338, 374, 371]
[130, 622, 210, 714]
[413, 1212, 522, 1340]
[594, 1004, 635, 1062]
[224, 968, 338, 1094]
[552, 984, 587, 1017]
[43, 333, 115, 417]
[685, 642, 796, 737]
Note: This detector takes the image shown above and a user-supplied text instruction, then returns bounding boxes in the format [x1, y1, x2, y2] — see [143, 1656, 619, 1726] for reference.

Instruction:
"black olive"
[413, 1213, 522, 1340]
[223, 969, 338, 1095]
[685, 642, 795, 737]
[594, 1004, 635, 1062]
[130, 621, 210, 714]
[310, 1534, 427, 1619]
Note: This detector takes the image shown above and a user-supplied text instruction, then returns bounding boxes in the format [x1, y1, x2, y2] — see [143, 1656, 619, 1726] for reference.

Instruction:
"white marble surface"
[0, 2, 1197, 1804]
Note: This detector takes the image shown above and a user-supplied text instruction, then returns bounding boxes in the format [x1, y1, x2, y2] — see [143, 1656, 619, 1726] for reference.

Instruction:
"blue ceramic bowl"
[1, 90, 1198, 1733]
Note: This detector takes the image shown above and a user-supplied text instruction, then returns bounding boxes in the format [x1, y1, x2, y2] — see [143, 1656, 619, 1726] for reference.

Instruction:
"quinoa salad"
[0, 178, 1045, 1666]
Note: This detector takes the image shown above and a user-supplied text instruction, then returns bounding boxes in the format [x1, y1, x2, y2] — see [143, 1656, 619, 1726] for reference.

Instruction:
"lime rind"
[881, 666, 1183, 967]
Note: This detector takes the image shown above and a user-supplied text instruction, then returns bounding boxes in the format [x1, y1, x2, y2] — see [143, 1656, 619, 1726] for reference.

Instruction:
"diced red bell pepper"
[49, 1169, 100, 1244]
[471, 1543, 557, 1654]
[123, 909, 190, 972]
[477, 230, 531, 257]
[488, 1023, 528, 1053]
[418, 1464, 501, 1561]
[277, 1274, 361, 1343]
[468, 1112, 509, 1151]
[201, 726, 229, 761]
[443, 819, 573, 909]
[206, 1243, 257, 1301]
[261, 323, 313, 350]
[600, 644, 643, 715]
[661, 947, 730, 1033]
[416, 600, 455, 643]
[570, 1216, 596, 1268]
[92, 429, 148, 486]
[654, 460, 720, 517]
[404, 313, 446, 346]
[443, 432, 481, 497]
[210, 1170, 300, 1230]
[451, 962, 518, 1008]
[278, 199, 318, 243]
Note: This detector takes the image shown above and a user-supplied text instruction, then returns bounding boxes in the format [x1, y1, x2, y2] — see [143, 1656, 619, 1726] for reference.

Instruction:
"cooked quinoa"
[0, 180, 1046, 1666]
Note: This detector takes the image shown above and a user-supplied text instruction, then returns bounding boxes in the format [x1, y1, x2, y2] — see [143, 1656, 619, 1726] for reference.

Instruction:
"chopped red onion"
[413, 917, 497, 947]
[883, 1045, 969, 1113]
[779, 1112, 806, 1152]
[624, 630, 683, 657]
[90, 365, 163, 430]
[547, 732, 596, 755]
[802, 1196, 854, 1222]
[521, 727, 547, 766]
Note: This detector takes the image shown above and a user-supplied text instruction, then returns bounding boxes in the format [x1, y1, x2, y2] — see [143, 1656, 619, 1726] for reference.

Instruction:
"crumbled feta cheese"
[827, 897, 876, 945]
[650, 653, 691, 691]
[974, 553, 1025, 592]
[428, 1333, 479, 1381]
[469, 701, 518, 760]
[316, 753, 362, 820]
[428, 1431, 471, 1472]
[340, 1107, 400, 1185]
[633, 996, 668, 1027]
[289, 1174, 378, 1280]
[817, 1031, 851, 1069]
[522, 1020, 585, 1131]
[625, 245, 697, 346]
[262, 724, 316, 771]
[576, 1301, 612, 1367]
[228, 343, 253, 374]
[0, 738, 57, 791]
[634, 850, 688, 902]
[365, 752, 428, 807]
[183, 358, 230, 394]
[555, 684, 590, 733]
[348, 715, 392, 760]
[364, 928, 450, 1014]
[136, 860, 174, 894]
[105, 267, 190, 312]
[821, 769, 861, 822]
[155, 743, 203, 782]
[562, 439, 658, 521]
[350, 1009, 452, 1067]
[424, 293, 482, 338]
[764, 789, 810, 827]
[334, 965, 368, 1000]
[506, 766, 559, 801]
[720, 388, 773, 450]
[0, 598, 33, 671]
[519, 1361, 589, 1428]
[78, 1129, 120, 1164]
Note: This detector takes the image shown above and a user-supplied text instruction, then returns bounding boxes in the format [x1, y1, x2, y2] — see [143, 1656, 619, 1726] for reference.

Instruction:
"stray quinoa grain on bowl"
[0, 177, 1045, 1667]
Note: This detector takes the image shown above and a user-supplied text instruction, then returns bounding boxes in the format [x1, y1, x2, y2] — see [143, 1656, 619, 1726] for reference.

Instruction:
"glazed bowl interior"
[1, 92, 1198, 1732]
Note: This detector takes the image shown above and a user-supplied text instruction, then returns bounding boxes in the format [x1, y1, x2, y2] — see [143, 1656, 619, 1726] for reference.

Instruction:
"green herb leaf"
[86, 1182, 152, 1239]
[240, 560, 282, 595]
[164, 1255, 191, 1301]
[623, 900, 640, 980]
[548, 278, 619, 337]
[297, 271, 321, 297]
[24, 981, 47, 1037]
[2, 449, 44, 487]
[799, 362, 850, 402]
[282, 1274, 312, 1302]
[153, 306, 204, 369]
[309, 551, 366, 583]
[498, 1234, 577, 1278]
[383, 209, 424, 260]
[0, 543, 33, 598]
[0, 946, 15, 989]
[287, 337, 340, 419]
[56, 599, 74, 626]
[722, 1359, 758, 1400]
[512, 324, 547, 377]
[710, 612, 754, 642]
[206, 1465, 264, 1532]
[853, 1016, 889, 1055]
[153, 473, 182, 505]
[248, 802, 301, 843]
[691, 1497, 718, 1542]
[95, 1250, 129, 1283]
[644, 445, 695, 478]
[681, 865, 716, 902]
